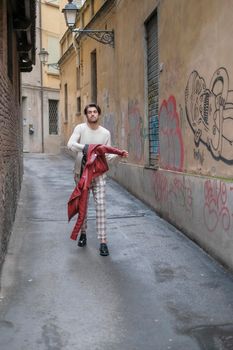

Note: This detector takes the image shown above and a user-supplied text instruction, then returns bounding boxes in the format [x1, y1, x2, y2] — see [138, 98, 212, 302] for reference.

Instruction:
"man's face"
[86, 107, 99, 124]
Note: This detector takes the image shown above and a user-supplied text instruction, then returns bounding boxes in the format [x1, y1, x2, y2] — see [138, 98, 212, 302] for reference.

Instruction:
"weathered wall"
[22, 0, 61, 154]
[60, 0, 233, 269]
[21, 86, 43, 152]
[60, 49, 82, 146]
[109, 0, 233, 269]
[159, 0, 233, 178]
[0, 0, 23, 266]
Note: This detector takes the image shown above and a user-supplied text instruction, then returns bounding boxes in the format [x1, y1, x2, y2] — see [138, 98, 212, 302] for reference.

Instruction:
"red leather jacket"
[68, 144, 125, 240]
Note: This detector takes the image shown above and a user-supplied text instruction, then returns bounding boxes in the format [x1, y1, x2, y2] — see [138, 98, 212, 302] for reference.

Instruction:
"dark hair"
[84, 103, 101, 115]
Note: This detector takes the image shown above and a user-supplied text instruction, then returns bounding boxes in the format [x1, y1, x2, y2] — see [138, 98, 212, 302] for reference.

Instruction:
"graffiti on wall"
[159, 96, 184, 171]
[153, 172, 193, 216]
[154, 172, 169, 203]
[193, 148, 205, 165]
[185, 67, 233, 164]
[127, 99, 144, 162]
[203, 180, 231, 233]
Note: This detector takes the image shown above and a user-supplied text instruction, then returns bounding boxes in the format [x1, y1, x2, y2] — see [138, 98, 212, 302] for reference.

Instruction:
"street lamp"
[62, 0, 114, 47]
[38, 48, 59, 70]
[62, 0, 79, 28]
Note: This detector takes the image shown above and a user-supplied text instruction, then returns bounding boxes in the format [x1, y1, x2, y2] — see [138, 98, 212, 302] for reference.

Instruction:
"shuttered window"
[146, 11, 159, 167]
[47, 36, 59, 74]
[91, 50, 97, 103]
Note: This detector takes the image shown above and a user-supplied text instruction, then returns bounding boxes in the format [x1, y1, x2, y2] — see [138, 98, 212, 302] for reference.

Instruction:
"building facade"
[22, 0, 61, 154]
[0, 0, 36, 266]
[59, 0, 233, 270]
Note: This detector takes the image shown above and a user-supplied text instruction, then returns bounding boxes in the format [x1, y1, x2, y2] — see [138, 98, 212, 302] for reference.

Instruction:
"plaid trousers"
[75, 174, 107, 241]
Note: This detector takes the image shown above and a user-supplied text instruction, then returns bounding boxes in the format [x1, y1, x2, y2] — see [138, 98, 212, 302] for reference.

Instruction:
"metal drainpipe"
[39, 0, 44, 153]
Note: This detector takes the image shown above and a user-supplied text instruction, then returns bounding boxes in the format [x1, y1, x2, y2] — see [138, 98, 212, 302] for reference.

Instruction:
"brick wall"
[0, 0, 23, 267]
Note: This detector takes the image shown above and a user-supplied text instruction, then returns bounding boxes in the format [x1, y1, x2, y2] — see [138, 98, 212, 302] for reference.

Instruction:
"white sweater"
[67, 123, 117, 174]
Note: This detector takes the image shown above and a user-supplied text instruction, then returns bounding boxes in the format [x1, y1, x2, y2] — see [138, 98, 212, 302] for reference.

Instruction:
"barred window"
[49, 99, 59, 135]
[146, 10, 159, 167]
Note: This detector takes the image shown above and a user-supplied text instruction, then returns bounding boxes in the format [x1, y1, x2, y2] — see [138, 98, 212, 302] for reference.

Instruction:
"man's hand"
[121, 150, 129, 158]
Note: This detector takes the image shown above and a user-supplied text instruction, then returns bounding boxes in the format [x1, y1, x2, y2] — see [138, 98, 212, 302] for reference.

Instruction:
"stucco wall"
[21, 86, 43, 152]
[60, 49, 84, 145]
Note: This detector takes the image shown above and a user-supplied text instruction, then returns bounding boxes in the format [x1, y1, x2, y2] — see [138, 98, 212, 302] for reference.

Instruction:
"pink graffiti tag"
[153, 172, 193, 215]
[169, 177, 193, 214]
[159, 96, 184, 171]
[127, 100, 144, 162]
[153, 172, 168, 203]
[203, 180, 230, 232]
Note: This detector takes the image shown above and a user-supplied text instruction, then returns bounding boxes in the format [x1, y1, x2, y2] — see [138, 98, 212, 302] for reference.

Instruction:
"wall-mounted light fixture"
[38, 48, 59, 70]
[62, 0, 114, 47]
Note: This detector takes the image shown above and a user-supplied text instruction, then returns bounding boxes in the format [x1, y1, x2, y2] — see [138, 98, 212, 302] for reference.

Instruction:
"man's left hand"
[121, 150, 129, 158]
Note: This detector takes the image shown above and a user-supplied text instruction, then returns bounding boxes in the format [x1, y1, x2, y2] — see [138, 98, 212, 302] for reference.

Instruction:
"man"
[67, 103, 128, 256]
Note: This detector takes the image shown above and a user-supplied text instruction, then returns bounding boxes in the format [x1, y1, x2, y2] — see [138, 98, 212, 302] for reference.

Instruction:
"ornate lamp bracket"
[73, 29, 114, 47]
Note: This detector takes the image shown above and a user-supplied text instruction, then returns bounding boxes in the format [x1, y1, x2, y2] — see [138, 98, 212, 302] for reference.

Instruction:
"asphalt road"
[0, 153, 233, 350]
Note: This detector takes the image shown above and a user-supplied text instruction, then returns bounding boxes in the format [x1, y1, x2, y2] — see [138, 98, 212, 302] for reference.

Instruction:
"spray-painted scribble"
[154, 171, 168, 203]
[185, 67, 233, 163]
[169, 177, 193, 214]
[153, 172, 193, 215]
[159, 96, 184, 171]
[127, 100, 144, 162]
[193, 148, 205, 165]
[204, 180, 230, 232]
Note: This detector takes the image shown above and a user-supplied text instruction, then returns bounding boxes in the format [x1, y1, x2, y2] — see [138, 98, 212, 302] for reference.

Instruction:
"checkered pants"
[75, 174, 107, 241]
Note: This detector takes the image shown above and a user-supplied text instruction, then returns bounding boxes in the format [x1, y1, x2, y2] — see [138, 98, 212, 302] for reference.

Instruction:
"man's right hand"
[82, 144, 89, 156]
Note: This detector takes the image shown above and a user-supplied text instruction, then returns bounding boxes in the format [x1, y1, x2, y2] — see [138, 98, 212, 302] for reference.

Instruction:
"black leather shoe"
[99, 243, 109, 256]
[78, 233, 87, 247]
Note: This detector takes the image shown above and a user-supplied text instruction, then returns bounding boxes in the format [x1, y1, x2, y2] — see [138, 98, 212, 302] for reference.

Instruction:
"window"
[146, 10, 159, 167]
[45, 0, 60, 6]
[64, 83, 68, 122]
[47, 36, 59, 74]
[49, 100, 59, 135]
[77, 97, 81, 114]
[91, 50, 97, 103]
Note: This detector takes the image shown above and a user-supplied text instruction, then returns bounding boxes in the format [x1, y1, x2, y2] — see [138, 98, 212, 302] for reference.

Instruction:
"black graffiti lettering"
[185, 67, 233, 164]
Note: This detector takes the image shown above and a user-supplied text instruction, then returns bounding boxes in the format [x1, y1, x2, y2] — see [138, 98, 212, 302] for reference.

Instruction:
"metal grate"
[146, 10, 159, 167]
[49, 99, 59, 135]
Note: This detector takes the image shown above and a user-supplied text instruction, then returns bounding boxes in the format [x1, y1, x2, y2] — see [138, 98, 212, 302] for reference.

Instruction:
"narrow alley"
[0, 154, 233, 350]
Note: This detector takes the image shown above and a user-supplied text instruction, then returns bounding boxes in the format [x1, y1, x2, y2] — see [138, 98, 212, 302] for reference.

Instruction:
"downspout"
[39, 0, 44, 153]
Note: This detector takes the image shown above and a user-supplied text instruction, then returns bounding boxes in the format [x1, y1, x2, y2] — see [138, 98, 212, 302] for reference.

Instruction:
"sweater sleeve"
[67, 125, 85, 152]
[105, 132, 118, 162]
